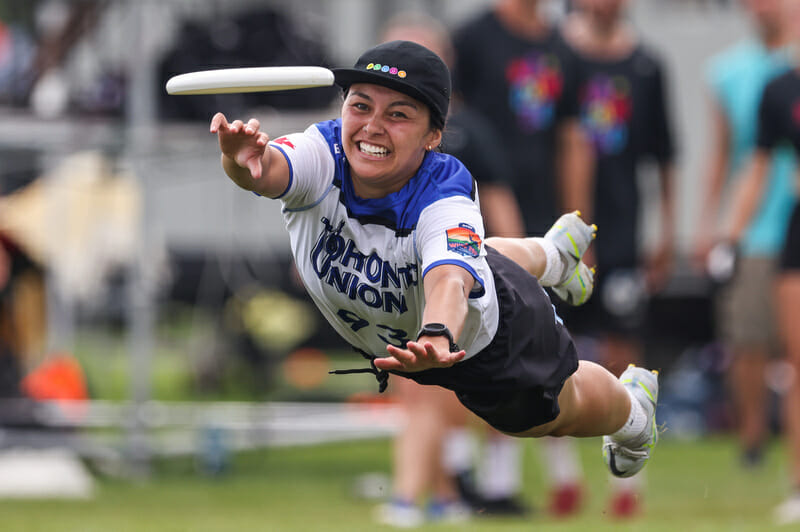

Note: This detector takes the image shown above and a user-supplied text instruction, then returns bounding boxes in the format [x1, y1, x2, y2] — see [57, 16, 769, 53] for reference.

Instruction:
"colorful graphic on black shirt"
[506, 52, 564, 133]
[580, 74, 632, 155]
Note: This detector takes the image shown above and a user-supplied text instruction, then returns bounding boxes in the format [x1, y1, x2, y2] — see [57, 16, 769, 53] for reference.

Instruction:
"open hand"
[210, 112, 270, 178]
[375, 340, 466, 373]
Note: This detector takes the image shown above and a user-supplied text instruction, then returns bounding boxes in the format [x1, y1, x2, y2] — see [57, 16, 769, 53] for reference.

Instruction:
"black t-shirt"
[574, 45, 675, 269]
[453, 11, 580, 235]
[443, 106, 514, 186]
[757, 69, 800, 154]
[756, 69, 800, 270]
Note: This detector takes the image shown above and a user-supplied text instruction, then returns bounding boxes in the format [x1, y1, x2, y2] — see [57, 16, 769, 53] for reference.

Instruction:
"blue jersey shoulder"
[313, 119, 346, 161]
[312, 119, 476, 234]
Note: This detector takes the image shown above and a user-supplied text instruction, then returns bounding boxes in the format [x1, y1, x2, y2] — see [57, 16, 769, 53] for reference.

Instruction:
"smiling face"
[341, 83, 442, 198]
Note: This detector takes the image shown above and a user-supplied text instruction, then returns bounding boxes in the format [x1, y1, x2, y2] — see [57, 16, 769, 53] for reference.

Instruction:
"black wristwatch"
[416, 323, 460, 352]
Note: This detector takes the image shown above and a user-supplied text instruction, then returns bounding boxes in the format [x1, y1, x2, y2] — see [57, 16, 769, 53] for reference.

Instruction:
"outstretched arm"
[726, 149, 771, 244]
[209, 112, 291, 198]
[479, 183, 526, 238]
[692, 98, 730, 269]
[645, 161, 676, 291]
[558, 118, 594, 219]
[374, 264, 472, 372]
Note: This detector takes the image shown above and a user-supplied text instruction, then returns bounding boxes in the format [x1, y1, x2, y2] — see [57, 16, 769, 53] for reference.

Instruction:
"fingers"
[246, 156, 263, 179]
[245, 118, 260, 135]
[385, 344, 417, 365]
[448, 349, 466, 365]
[381, 342, 464, 372]
[210, 115, 264, 138]
[373, 356, 404, 372]
[209, 112, 228, 133]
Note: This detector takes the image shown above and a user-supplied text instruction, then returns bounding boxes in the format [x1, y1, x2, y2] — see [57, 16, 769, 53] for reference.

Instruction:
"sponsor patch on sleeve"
[273, 136, 296, 150]
[446, 223, 482, 258]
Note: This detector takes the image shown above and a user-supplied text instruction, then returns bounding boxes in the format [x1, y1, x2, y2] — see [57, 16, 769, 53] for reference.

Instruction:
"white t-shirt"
[268, 119, 499, 359]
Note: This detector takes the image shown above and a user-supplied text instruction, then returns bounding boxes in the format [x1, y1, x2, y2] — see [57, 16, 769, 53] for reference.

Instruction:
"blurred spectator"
[452, 0, 589, 518]
[694, 0, 795, 469]
[453, 0, 592, 237]
[374, 377, 473, 527]
[0, 0, 125, 116]
[373, 14, 521, 526]
[0, 14, 36, 105]
[27, 0, 106, 117]
[559, 0, 677, 517]
[0, 234, 21, 399]
[158, 6, 338, 121]
[725, 2, 800, 524]
[0, 232, 45, 400]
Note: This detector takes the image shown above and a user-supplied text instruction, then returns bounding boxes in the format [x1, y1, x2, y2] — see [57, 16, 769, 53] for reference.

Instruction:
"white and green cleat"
[544, 211, 597, 306]
[603, 364, 659, 478]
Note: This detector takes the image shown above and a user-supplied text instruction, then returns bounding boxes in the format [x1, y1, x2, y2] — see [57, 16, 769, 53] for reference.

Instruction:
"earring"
[426, 145, 431, 151]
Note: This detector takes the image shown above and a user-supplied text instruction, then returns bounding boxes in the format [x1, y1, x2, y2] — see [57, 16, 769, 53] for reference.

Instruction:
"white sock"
[611, 392, 648, 444]
[443, 428, 476, 475]
[477, 436, 522, 499]
[530, 237, 565, 286]
[540, 437, 583, 486]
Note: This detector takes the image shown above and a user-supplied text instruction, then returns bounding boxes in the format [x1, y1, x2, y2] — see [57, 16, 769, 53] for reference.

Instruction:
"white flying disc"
[166, 66, 335, 95]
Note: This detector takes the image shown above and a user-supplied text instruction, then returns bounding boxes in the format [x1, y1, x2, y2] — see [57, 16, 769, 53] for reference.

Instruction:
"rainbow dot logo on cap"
[365, 63, 408, 78]
[363, 61, 409, 79]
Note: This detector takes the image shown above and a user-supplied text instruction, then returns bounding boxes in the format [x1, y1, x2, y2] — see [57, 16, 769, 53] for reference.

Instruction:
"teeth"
[359, 142, 388, 156]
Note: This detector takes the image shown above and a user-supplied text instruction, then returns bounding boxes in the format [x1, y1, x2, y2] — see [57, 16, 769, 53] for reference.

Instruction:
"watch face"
[418, 323, 451, 342]
[418, 323, 458, 352]
[425, 323, 447, 333]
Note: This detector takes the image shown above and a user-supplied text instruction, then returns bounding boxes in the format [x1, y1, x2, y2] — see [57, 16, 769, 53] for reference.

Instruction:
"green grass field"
[0, 435, 790, 531]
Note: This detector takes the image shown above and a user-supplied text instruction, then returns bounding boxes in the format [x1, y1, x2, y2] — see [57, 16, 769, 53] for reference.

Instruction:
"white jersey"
[268, 119, 499, 359]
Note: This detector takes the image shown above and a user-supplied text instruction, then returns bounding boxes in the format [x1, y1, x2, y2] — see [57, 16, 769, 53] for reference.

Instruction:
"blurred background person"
[374, 13, 520, 526]
[454, 0, 593, 236]
[0, 234, 23, 399]
[694, 0, 795, 469]
[0, 10, 36, 106]
[380, 13, 535, 519]
[725, 1, 800, 523]
[375, 377, 473, 527]
[452, 0, 590, 517]
[559, 0, 677, 517]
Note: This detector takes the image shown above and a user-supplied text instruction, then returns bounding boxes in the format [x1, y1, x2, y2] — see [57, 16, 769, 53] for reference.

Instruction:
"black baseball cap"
[332, 40, 451, 128]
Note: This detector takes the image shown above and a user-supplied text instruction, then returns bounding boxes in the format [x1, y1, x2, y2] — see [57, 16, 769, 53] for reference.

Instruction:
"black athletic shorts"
[399, 246, 579, 433]
[781, 202, 800, 271]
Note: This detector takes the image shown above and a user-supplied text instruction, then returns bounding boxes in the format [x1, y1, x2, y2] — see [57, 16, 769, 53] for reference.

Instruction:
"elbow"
[439, 275, 470, 299]
[456, 275, 474, 302]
